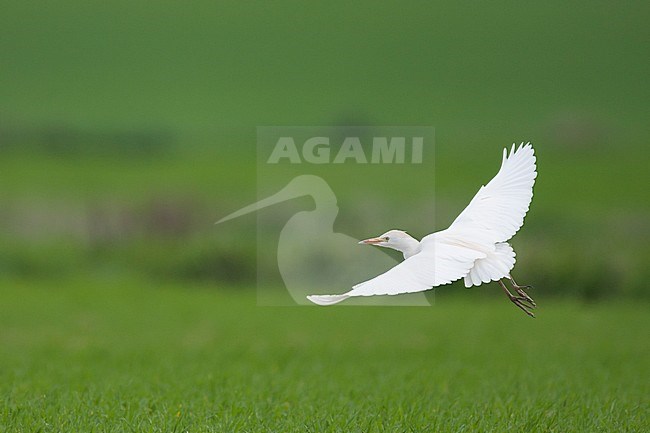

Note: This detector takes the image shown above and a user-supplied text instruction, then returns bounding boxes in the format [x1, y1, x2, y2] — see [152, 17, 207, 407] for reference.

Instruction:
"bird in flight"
[307, 143, 538, 317]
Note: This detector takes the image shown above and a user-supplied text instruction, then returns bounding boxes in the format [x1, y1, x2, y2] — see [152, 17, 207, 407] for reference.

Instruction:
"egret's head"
[358, 230, 415, 250]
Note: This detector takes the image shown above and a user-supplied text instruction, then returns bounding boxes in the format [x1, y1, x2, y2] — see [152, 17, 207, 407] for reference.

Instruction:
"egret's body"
[307, 143, 538, 316]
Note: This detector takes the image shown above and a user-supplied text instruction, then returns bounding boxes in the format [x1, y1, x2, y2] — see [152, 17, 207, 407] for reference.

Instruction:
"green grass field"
[1, 278, 647, 432]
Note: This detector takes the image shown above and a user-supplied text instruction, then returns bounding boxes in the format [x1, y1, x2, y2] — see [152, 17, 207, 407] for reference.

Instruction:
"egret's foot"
[515, 287, 536, 307]
[499, 279, 536, 318]
[507, 276, 536, 308]
[509, 295, 536, 318]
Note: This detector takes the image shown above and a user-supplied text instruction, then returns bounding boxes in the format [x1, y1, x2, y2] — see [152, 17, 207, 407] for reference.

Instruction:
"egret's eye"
[384, 236, 390, 241]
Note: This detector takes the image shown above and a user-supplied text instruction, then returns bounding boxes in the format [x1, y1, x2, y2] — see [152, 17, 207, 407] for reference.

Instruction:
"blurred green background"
[1, 1, 649, 297]
[2, 2, 650, 430]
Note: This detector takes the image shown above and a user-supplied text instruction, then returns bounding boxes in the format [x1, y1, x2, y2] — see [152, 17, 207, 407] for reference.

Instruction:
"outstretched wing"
[307, 236, 485, 305]
[448, 143, 536, 244]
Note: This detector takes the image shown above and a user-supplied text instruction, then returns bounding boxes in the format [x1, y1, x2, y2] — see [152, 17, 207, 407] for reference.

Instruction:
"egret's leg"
[507, 275, 536, 306]
[508, 275, 533, 290]
[499, 279, 535, 318]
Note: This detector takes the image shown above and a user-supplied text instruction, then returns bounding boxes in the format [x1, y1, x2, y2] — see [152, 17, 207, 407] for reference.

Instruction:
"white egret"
[307, 143, 538, 317]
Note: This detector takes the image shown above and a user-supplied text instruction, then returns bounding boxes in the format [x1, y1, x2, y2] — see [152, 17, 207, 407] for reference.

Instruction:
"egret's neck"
[394, 236, 421, 259]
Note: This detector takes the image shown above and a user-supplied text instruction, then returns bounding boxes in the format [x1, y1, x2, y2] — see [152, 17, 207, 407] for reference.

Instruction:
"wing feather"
[448, 143, 536, 243]
[307, 236, 485, 304]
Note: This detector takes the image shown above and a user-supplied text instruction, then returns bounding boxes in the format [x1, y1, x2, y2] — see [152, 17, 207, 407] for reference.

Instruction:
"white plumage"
[307, 143, 538, 316]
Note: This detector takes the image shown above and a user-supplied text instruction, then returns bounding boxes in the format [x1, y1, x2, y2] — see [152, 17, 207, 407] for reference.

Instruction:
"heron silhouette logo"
[217, 126, 434, 306]
[217, 174, 431, 306]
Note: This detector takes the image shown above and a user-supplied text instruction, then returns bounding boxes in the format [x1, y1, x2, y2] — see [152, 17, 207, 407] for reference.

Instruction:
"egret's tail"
[306, 294, 350, 306]
[464, 242, 516, 287]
